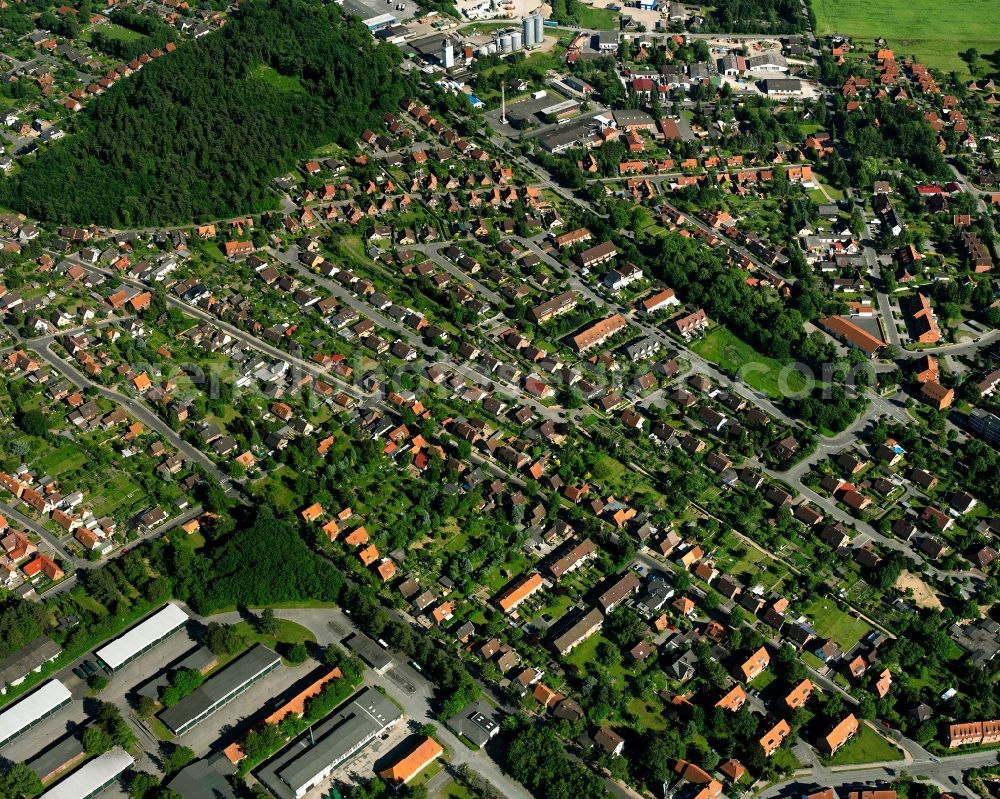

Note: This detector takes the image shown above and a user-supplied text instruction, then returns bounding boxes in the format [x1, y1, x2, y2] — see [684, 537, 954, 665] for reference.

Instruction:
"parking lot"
[343, 0, 421, 24]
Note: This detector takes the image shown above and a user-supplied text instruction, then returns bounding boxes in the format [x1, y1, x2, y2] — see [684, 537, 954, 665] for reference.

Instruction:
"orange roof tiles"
[379, 737, 443, 784]
[496, 572, 544, 613]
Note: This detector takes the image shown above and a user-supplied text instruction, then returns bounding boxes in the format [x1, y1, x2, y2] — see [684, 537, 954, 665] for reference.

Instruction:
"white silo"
[522, 16, 534, 46]
[511, 29, 523, 50]
[533, 13, 543, 45]
[499, 33, 512, 52]
[440, 38, 455, 68]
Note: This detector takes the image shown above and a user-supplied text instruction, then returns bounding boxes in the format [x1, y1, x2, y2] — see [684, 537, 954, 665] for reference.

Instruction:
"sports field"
[812, 0, 1000, 75]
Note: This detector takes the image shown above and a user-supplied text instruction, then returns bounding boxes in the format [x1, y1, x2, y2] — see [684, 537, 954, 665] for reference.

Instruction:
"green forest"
[1, 0, 409, 227]
[701, 0, 812, 33]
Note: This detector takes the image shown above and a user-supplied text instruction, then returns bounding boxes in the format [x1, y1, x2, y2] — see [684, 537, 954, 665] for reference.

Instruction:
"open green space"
[571, 4, 618, 28]
[811, 0, 1000, 76]
[772, 746, 803, 773]
[626, 697, 668, 730]
[564, 633, 625, 680]
[81, 22, 146, 46]
[458, 22, 516, 34]
[691, 326, 807, 398]
[803, 596, 871, 650]
[441, 780, 476, 799]
[229, 618, 317, 653]
[825, 724, 903, 765]
[250, 63, 306, 94]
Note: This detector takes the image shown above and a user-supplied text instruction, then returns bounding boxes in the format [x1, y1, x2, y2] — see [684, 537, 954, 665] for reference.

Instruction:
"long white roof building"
[39, 748, 134, 799]
[95, 602, 189, 672]
[0, 679, 72, 748]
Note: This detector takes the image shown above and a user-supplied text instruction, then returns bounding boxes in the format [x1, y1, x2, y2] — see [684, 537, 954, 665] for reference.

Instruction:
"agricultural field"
[812, 0, 1000, 75]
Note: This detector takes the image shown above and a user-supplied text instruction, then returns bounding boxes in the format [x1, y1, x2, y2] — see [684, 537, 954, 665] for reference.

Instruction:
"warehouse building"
[160, 645, 281, 735]
[0, 679, 72, 749]
[94, 602, 189, 673]
[258, 687, 402, 799]
[38, 748, 133, 799]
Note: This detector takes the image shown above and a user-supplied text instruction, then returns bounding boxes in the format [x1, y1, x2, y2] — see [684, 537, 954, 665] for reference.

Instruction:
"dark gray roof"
[258, 687, 401, 798]
[159, 645, 280, 733]
[0, 636, 60, 688]
[166, 755, 238, 799]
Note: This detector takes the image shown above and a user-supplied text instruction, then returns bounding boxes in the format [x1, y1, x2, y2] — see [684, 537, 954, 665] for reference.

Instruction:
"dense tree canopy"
[2, 0, 409, 226]
[701, 0, 809, 33]
[502, 718, 608, 799]
[196, 505, 344, 612]
[0, 599, 47, 662]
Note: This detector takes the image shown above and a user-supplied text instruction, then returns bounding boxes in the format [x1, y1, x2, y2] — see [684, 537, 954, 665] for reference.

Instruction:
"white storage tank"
[533, 13, 543, 45]
[510, 30, 522, 50]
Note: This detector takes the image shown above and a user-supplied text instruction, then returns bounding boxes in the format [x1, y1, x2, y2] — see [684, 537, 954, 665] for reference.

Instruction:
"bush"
[283, 642, 309, 665]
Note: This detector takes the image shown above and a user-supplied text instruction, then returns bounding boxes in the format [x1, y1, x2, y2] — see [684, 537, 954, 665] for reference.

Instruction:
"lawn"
[564, 633, 624, 680]
[571, 4, 618, 29]
[812, 0, 1000, 76]
[691, 326, 807, 399]
[229, 618, 317, 657]
[772, 746, 802, 773]
[626, 697, 668, 730]
[84, 23, 145, 43]
[750, 670, 777, 691]
[825, 724, 903, 765]
[459, 22, 517, 34]
[251, 64, 306, 94]
[528, 592, 574, 622]
[441, 781, 476, 799]
[37, 441, 88, 476]
[803, 596, 870, 650]
[718, 545, 788, 592]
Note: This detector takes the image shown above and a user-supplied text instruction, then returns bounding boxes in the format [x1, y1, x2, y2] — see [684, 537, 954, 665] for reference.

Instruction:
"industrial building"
[440, 38, 455, 68]
[257, 687, 402, 799]
[38, 748, 133, 799]
[0, 679, 72, 749]
[26, 733, 86, 785]
[94, 602, 189, 673]
[159, 645, 281, 735]
[136, 645, 217, 701]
